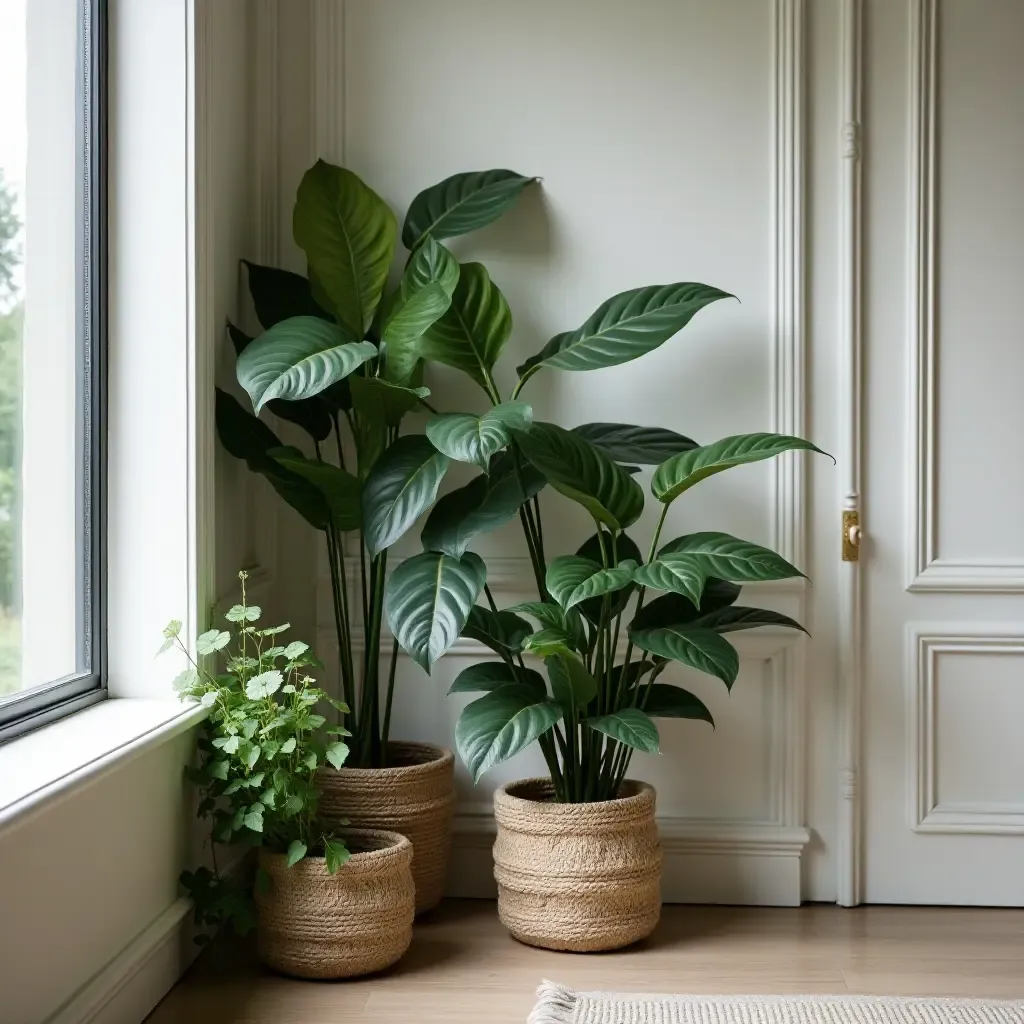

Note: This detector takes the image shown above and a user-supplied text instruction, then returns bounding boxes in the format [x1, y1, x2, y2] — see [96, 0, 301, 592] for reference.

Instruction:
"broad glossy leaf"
[382, 238, 459, 386]
[517, 283, 732, 384]
[512, 421, 644, 530]
[448, 661, 547, 699]
[571, 422, 698, 464]
[350, 375, 429, 428]
[361, 436, 450, 558]
[426, 402, 532, 472]
[546, 556, 600, 609]
[419, 262, 511, 393]
[653, 433, 832, 503]
[270, 448, 362, 531]
[293, 160, 397, 335]
[510, 602, 588, 653]
[455, 684, 563, 783]
[611, 659, 657, 691]
[658, 531, 804, 582]
[586, 708, 660, 753]
[420, 451, 545, 558]
[630, 581, 741, 632]
[237, 316, 376, 414]
[460, 605, 532, 655]
[402, 169, 536, 250]
[521, 627, 578, 658]
[694, 606, 808, 635]
[637, 683, 715, 725]
[629, 625, 739, 689]
[632, 556, 708, 608]
[384, 551, 486, 672]
[243, 260, 332, 328]
[575, 531, 643, 624]
[564, 560, 637, 610]
[545, 652, 598, 716]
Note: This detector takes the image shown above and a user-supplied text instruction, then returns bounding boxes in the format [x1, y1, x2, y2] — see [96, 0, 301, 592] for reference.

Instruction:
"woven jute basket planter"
[255, 829, 414, 979]
[317, 741, 455, 913]
[492, 778, 662, 952]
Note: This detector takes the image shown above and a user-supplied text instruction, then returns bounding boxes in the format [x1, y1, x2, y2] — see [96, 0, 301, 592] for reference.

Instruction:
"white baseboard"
[445, 814, 809, 907]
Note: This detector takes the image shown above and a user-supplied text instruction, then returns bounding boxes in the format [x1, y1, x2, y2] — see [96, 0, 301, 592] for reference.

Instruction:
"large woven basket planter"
[492, 778, 662, 952]
[317, 741, 455, 914]
[255, 828, 414, 979]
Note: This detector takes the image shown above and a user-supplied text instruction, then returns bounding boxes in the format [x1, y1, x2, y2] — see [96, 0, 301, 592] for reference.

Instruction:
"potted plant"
[216, 162, 536, 910]
[386, 188, 832, 949]
[167, 571, 415, 978]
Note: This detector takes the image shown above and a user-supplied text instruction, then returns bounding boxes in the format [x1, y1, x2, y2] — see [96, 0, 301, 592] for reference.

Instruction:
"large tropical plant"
[217, 161, 535, 768]
[380, 191, 833, 802]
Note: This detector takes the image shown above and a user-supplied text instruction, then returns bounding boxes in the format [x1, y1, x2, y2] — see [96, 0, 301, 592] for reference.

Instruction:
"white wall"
[263, 0, 842, 905]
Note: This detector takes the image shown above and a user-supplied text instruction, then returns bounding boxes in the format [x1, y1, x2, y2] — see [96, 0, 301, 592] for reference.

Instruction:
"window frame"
[0, 0, 107, 742]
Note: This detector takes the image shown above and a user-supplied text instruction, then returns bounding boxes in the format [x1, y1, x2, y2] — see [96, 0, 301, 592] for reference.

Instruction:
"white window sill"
[0, 698, 206, 834]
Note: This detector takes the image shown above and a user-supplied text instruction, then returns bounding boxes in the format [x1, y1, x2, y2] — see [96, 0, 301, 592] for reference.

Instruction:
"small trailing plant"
[165, 570, 351, 942]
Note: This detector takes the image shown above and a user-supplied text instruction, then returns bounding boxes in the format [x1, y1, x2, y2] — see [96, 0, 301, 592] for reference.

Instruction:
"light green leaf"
[517, 283, 733, 387]
[512, 421, 644, 530]
[245, 744, 262, 770]
[283, 641, 310, 661]
[325, 741, 350, 770]
[586, 708, 660, 753]
[544, 652, 597, 716]
[630, 625, 739, 689]
[418, 262, 511, 393]
[269, 449, 362, 532]
[171, 669, 197, 695]
[279, 737, 296, 754]
[455, 684, 563, 782]
[448, 662, 547, 700]
[653, 433, 831, 504]
[286, 839, 307, 867]
[293, 159, 397, 336]
[657, 531, 805, 583]
[402, 169, 536, 250]
[196, 629, 231, 656]
[521, 627, 577, 658]
[384, 551, 486, 672]
[324, 837, 351, 874]
[162, 619, 183, 639]
[245, 670, 283, 700]
[426, 402, 533, 472]
[236, 316, 377, 415]
[362, 436, 450, 558]
[571, 423, 698, 464]
[200, 690, 218, 708]
[420, 451, 546, 558]
[243, 807, 265, 833]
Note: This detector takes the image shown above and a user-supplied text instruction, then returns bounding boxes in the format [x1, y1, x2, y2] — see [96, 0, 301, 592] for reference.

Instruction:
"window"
[0, 0, 105, 741]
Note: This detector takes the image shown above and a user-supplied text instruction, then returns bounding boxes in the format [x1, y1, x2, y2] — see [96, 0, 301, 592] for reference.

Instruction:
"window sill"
[0, 698, 206, 834]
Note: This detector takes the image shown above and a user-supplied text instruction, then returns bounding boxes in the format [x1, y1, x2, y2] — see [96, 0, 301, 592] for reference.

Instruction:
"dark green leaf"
[544, 652, 598, 716]
[324, 837, 351, 874]
[455, 684, 563, 782]
[517, 283, 733, 385]
[215, 386, 281, 466]
[521, 627, 578, 657]
[460, 605, 532, 655]
[362, 436, 450, 558]
[693, 606, 808, 635]
[420, 451, 545, 558]
[632, 556, 708, 608]
[512, 421, 644, 530]
[418, 262, 511, 393]
[293, 160, 397, 336]
[325, 741, 350, 770]
[350, 376, 430, 477]
[243, 260, 333, 329]
[384, 551, 487, 672]
[269, 448, 362, 531]
[571, 422, 698, 464]
[448, 661, 547, 699]
[545, 555, 600, 609]
[426, 402, 532, 472]
[657, 531, 805, 582]
[574, 531, 643, 625]
[507, 601, 567, 632]
[629, 625, 739, 689]
[630, 581, 741, 632]
[286, 839, 307, 867]
[402, 169, 537, 250]
[586, 708, 660, 753]
[636, 683, 714, 725]
[611, 659, 657, 691]
[653, 433, 832, 503]
[236, 316, 377, 414]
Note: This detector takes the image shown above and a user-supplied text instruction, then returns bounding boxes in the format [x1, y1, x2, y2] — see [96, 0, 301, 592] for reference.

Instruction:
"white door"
[860, 0, 1024, 904]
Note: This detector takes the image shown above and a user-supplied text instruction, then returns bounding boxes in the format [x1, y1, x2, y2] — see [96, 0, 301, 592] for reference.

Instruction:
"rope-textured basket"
[317, 741, 455, 913]
[255, 829, 414, 979]
[492, 778, 662, 952]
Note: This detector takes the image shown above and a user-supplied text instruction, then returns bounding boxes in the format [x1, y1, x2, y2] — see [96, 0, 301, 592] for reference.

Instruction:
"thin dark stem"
[484, 584, 500, 614]
[380, 638, 400, 764]
[331, 414, 347, 473]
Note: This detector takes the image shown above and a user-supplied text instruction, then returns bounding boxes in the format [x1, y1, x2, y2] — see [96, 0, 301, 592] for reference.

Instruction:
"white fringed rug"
[528, 983, 1024, 1024]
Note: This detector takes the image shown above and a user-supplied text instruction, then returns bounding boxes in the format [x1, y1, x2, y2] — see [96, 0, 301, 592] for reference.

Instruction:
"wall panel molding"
[905, 0, 1024, 592]
[906, 623, 1024, 835]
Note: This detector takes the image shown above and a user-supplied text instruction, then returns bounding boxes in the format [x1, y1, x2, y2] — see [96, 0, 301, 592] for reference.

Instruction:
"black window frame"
[0, 0, 107, 743]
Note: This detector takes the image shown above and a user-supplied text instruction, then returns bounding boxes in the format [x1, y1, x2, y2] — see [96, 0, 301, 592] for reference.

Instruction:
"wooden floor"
[147, 899, 1024, 1024]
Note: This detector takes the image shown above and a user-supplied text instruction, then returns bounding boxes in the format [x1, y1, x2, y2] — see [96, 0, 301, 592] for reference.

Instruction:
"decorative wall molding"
[836, 0, 864, 908]
[770, 0, 806, 568]
[906, 623, 1024, 835]
[310, 0, 346, 163]
[905, 0, 1024, 592]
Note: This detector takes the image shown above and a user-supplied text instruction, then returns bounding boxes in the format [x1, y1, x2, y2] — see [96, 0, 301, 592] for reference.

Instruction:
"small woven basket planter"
[317, 741, 455, 914]
[255, 829, 414, 979]
[492, 778, 662, 952]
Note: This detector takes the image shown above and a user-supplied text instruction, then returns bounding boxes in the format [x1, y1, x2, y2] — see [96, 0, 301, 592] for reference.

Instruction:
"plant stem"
[324, 527, 355, 721]
[484, 584, 500, 614]
[380, 638, 400, 765]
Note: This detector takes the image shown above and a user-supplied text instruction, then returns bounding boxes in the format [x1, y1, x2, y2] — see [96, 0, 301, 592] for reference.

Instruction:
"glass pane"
[0, 0, 92, 701]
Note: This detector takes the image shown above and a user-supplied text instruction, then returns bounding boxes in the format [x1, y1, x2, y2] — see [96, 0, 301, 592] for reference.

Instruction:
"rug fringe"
[528, 981, 578, 1024]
